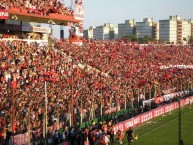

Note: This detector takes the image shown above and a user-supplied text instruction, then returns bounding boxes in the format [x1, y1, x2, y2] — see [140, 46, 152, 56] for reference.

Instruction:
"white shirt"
[105, 135, 109, 145]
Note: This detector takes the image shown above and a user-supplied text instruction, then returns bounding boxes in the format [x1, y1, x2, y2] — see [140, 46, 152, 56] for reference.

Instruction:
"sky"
[51, 0, 193, 38]
[84, 0, 193, 29]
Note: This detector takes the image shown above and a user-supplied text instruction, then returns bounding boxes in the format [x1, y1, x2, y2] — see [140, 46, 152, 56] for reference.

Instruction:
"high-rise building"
[94, 23, 117, 40]
[181, 20, 191, 43]
[83, 27, 95, 39]
[83, 30, 88, 39]
[159, 19, 177, 43]
[188, 19, 193, 40]
[159, 16, 191, 44]
[136, 18, 159, 40]
[118, 19, 135, 38]
[191, 22, 193, 37]
[110, 25, 118, 40]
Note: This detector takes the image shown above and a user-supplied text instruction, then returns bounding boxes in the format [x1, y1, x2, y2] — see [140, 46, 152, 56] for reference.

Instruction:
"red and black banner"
[0, 9, 9, 19]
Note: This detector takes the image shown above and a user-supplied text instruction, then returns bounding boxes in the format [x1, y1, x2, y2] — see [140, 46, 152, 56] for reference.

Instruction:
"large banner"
[160, 65, 193, 70]
[0, 9, 9, 19]
[22, 26, 51, 33]
[114, 96, 193, 133]
[73, 0, 84, 40]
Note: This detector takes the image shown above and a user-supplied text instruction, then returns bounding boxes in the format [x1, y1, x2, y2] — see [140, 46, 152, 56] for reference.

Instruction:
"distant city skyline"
[52, 0, 193, 38]
[84, 0, 193, 29]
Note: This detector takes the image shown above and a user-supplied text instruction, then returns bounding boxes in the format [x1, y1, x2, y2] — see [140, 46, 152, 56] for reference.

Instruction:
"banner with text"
[114, 96, 193, 133]
[0, 9, 9, 19]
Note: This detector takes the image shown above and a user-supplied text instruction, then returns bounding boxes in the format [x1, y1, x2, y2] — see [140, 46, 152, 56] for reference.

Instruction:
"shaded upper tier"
[0, 0, 80, 25]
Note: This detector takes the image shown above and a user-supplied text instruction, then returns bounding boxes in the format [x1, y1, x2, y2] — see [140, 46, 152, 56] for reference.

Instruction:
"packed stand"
[0, 39, 193, 144]
[0, 0, 72, 16]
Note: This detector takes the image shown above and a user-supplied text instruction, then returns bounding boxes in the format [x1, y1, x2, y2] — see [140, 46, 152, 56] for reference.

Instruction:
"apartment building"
[118, 19, 135, 38]
[189, 20, 193, 37]
[159, 16, 191, 44]
[83, 27, 95, 39]
[84, 15, 193, 43]
[159, 19, 177, 43]
[94, 23, 118, 40]
[181, 20, 191, 43]
[136, 18, 159, 40]
[109, 25, 118, 40]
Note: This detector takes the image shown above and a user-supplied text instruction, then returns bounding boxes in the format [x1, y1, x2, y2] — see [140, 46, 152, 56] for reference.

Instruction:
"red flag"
[67, 78, 73, 84]
[11, 80, 17, 89]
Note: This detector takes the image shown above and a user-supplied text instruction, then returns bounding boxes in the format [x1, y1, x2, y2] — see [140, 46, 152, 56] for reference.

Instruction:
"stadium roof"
[7, 8, 80, 25]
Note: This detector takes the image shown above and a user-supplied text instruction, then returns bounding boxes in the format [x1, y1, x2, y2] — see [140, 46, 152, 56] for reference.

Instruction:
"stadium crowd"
[0, 39, 193, 144]
[0, 0, 73, 16]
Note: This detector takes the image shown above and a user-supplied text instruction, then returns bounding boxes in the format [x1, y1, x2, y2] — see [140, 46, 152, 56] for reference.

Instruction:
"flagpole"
[57, 104, 59, 130]
[89, 90, 94, 120]
[124, 95, 127, 110]
[28, 101, 31, 145]
[110, 94, 112, 113]
[11, 89, 15, 145]
[71, 75, 74, 127]
[80, 98, 83, 123]
[44, 81, 48, 145]
[138, 88, 140, 108]
[149, 87, 152, 99]
[69, 102, 72, 126]
[177, 79, 179, 92]
[100, 95, 103, 117]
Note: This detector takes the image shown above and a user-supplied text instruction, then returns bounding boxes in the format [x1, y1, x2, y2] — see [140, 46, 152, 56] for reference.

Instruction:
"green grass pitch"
[112, 106, 193, 145]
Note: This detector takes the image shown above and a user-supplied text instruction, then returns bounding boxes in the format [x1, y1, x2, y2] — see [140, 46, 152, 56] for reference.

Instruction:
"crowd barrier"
[114, 96, 193, 133]
[13, 123, 64, 145]
[79, 108, 132, 129]
[12, 95, 193, 145]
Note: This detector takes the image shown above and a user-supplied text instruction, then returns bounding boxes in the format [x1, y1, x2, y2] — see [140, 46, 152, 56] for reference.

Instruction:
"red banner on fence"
[114, 96, 193, 133]
[0, 9, 9, 19]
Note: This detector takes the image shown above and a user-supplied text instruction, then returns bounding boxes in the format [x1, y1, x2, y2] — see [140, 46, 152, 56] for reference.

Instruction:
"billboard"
[0, 9, 9, 19]
[22, 26, 51, 33]
[73, 0, 84, 38]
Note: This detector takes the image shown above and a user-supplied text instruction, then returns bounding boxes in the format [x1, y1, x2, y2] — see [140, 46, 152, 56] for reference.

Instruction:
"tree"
[122, 34, 137, 42]
[138, 36, 155, 44]
[122, 35, 156, 44]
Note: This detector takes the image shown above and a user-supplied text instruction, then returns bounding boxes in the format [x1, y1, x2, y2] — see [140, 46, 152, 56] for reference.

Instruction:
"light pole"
[11, 89, 15, 145]
[178, 98, 181, 145]
[178, 98, 184, 145]
[43, 81, 48, 145]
